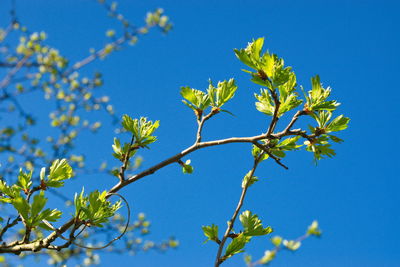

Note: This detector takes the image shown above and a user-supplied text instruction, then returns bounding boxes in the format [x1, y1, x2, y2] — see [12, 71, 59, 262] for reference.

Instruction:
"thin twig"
[214, 155, 262, 266]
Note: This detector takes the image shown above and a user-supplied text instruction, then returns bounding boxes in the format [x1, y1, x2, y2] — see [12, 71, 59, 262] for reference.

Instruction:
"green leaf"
[277, 72, 303, 116]
[255, 89, 275, 116]
[311, 111, 332, 128]
[112, 137, 123, 160]
[31, 191, 47, 218]
[224, 233, 250, 259]
[277, 136, 302, 151]
[305, 75, 340, 112]
[12, 194, 30, 221]
[16, 169, 32, 191]
[271, 236, 283, 247]
[305, 136, 336, 162]
[74, 189, 121, 227]
[326, 115, 350, 132]
[182, 159, 194, 174]
[251, 145, 269, 162]
[271, 149, 286, 158]
[207, 78, 237, 108]
[307, 220, 322, 237]
[259, 250, 276, 264]
[329, 135, 343, 143]
[122, 115, 159, 147]
[180, 87, 210, 111]
[234, 37, 265, 70]
[202, 224, 219, 243]
[239, 210, 273, 237]
[241, 171, 259, 188]
[46, 159, 73, 187]
[0, 180, 19, 203]
[283, 240, 301, 251]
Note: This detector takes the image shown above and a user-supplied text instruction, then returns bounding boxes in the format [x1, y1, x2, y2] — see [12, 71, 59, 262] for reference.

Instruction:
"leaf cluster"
[180, 78, 237, 118]
[74, 189, 121, 227]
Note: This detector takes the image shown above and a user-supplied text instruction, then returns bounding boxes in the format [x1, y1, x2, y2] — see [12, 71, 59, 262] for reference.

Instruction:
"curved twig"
[69, 193, 131, 250]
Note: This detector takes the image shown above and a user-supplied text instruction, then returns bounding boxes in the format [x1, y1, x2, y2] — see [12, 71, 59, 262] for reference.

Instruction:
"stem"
[214, 156, 261, 266]
[0, 107, 306, 253]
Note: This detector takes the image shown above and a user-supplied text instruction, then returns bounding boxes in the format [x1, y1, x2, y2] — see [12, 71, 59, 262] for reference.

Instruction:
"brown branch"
[214, 156, 261, 266]
[195, 108, 219, 143]
[266, 89, 280, 136]
[252, 142, 288, 170]
[0, 107, 308, 254]
[0, 217, 20, 242]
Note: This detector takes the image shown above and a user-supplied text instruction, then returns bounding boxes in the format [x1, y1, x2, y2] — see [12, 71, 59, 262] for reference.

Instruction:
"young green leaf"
[283, 240, 301, 251]
[241, 171, 259, 188]
[255, 89, 275, 116]
[45, 159, 73, 187]
[207, 78, 237, 108]
[259, 250, 276, 265]
[239, 210, 273, 237]
[16, 169, 33, 191]
[271, 236, 283, 247]
[202, 224, 219, 243]
[74, 189, 121, 227]
[182, 159, 194, 174]
[304, 75, 340, 112]
[326, 115, 350, 132]
[305, 136, 336, 162]
[276, 136, 302, 151]
[180, 87, 210, 112]
[224, 233, 250, 259]
[307, 220, 322, 237]
[122, 115, 159, 147]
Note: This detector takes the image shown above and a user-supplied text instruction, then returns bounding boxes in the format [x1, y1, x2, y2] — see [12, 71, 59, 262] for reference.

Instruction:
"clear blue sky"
[3, 0, 400, 266]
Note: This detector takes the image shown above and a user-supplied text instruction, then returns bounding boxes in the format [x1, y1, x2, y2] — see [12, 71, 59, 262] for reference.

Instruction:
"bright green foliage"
[310, 111, 350, 133]
[304, 75, 339, 112]
[207, 79, 237, 108]
[245, 220, 322, 266]
[307, 220, 322, 237]
[0, 1, 176, 265]
[180, 78, 237, 116]
[224, 233, 250, 259]
[282, 239, 301, 251]
[276, 136, 302, 151]
[0, 180, 20, 203]
[326, 114, 350, 132]
[202, 224, 219, 243]
[271, 235, 283, 247]
[251, 145, 269, 162]
[242, 171, 259, 188]
[259, 250, 276, 265]
[180, 87, 211, 112]
[74, 189, 121, 227]
[218, 211, 272, 261]
[252, 136, 302, 162]
[235, 38, 348, 165]
[236, 37, 302, 117]
[16, 169, 33, 192]
[112, 137, 137, 161]
[122, 115, 159, 147]
[239, 210, 273, 237]
[12, 191, 61, 230]
[182, 159, 194, 174]
[278, 72, 303, 115]
[43, 159, 74, 188]
[254, 89, 275, 116]
[304, 136, 336, 162]
[145, 8, 173, 33]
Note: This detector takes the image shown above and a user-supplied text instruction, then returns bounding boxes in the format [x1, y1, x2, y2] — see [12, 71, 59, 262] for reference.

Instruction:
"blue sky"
[2, 0, 400, 266]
